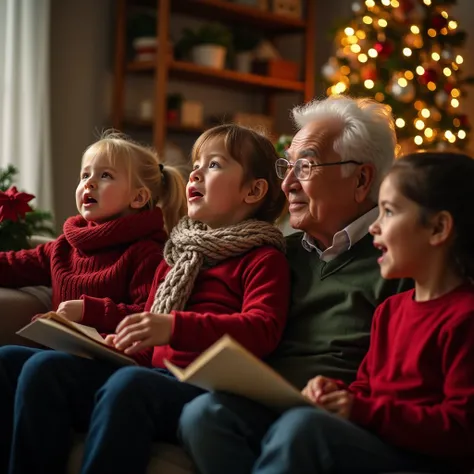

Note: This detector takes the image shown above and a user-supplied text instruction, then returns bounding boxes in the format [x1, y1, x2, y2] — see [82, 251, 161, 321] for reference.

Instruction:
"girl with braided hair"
[8, 124, 290, 474]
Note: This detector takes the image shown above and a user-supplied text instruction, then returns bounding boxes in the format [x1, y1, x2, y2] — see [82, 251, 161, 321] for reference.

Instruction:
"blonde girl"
[0, 131, 187, 473]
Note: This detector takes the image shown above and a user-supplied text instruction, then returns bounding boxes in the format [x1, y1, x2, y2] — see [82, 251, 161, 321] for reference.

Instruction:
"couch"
[0, 282, 194, 474]
[0, 239, 455, 474]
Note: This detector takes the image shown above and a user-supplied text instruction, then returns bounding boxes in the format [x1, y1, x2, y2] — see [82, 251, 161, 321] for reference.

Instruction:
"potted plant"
[176, 23, 232, 70]
[0, 165, 55, 251]
[232, 27, 263, 73]
[127, 11, 157, 61]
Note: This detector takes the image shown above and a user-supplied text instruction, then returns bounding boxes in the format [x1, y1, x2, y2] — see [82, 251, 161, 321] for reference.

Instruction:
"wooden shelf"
[127, 61, 157, 72]
[171, 0, 306, 33]
[124, 118, 206, 134]
[126, 60, 305, 92]
[168, 123, 207, 134]
[171, 60, 305, 91]
[113, 0, 315, 154]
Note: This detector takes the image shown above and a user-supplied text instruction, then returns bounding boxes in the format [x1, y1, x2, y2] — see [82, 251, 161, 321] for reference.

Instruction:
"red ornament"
[458, 114, 469, 128]
[444, 82, 454, 93]
[0, 186, 34, 223]
[361, 65, 378, 81]
[431, 14, 448, 31]
[374, 40, 394, 60]
[399, 0, 415, 14]
[419, 68, 438, 85]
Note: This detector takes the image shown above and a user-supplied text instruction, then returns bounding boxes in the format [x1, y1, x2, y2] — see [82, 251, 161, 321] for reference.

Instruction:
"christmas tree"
[322, 0, 474, 151]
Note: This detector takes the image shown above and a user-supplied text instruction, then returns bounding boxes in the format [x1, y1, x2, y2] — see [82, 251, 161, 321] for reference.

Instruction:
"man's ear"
[244, 178, 268, 204]
[429, 210, 454, 246]
[130, 187, 151, 209]
[354, 162, 375, 204]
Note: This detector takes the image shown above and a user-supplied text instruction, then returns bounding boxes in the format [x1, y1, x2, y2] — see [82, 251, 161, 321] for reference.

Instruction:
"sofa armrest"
[0, 287, 51, 346]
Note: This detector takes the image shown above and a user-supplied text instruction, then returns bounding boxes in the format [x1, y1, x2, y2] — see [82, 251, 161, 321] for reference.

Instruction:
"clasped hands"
[104, 312, 173, 355]
[301, 375, 353, 419]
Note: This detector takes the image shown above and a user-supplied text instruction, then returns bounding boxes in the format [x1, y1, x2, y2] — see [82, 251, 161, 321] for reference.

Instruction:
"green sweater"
[267, 232, 412, 389]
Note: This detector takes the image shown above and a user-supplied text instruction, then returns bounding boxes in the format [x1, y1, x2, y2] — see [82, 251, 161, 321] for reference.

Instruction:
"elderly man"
[178, 96, 412, 473]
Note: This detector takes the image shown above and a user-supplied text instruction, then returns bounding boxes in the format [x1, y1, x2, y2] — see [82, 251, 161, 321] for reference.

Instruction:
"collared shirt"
[302, 207, 379, 262]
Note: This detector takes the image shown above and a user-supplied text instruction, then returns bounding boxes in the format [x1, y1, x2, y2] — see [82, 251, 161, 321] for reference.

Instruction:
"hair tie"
[159, 163, 164, 172]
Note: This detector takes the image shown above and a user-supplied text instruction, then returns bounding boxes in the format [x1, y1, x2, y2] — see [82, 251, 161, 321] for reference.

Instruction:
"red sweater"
[133, 245, 290, 368]
[347, 283, 474, 471]
[0, 208, 167, 333]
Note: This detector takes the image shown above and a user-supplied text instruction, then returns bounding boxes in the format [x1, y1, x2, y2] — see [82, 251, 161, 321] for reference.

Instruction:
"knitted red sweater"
[133, 246, 290, 368]
[0, 208, 167, 333]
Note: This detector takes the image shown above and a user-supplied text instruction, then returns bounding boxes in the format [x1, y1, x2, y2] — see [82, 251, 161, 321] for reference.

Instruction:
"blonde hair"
[191, 124, 286, 224]
[82, 131, 187, 233]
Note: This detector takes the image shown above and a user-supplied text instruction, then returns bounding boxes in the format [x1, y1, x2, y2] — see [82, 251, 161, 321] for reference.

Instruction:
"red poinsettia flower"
[0, 186, 35, 223]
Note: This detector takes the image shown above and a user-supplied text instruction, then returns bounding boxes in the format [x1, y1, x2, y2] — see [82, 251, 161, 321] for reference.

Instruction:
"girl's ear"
[130, 187, 151, 209]
[429, 210, 454, 246]
[244, 178, 268, 204]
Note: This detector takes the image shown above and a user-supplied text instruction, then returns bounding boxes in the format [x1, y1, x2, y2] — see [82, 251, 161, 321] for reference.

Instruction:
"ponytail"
[83, 131, 188, 235]
[158, 165, 187, 233]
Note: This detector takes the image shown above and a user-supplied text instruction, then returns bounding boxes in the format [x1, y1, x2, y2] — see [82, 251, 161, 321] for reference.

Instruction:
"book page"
[43, 312, 105, 344]
[165, 335, 312, 411]
[17, 318, 136, 366]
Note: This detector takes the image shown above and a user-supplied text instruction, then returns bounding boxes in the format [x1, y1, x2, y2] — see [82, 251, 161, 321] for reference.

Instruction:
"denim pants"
[179, 392, 443, 474]
[0, 345, 204, 474]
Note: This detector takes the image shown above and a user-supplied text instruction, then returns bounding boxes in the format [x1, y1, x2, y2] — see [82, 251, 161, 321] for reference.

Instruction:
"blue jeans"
[1, 346, 117, 474]
[0, 346, 44, 474]
[0, 346, 204, 474]
[179, 392, 443, 474]
[80, 365, 205, 474]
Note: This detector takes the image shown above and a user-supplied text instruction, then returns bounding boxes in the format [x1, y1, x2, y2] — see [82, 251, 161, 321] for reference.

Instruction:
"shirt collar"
[301, 207, 379, 261]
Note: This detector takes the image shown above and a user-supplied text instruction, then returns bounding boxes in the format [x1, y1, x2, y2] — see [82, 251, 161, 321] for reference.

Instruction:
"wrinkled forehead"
[286, 119, 342, 161]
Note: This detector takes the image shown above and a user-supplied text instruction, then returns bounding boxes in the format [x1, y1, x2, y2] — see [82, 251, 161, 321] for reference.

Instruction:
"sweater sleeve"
[347, 308, 381, 396]
[169, 250, 290, 359]
[349, 312, 474, 457]
[80, 242, 163, 333]
[128, 263, 169, 367]
[0, 242, 54, 287]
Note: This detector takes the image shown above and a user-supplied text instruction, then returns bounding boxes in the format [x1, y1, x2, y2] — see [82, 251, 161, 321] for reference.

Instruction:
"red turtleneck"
[0, 208, 167, 333]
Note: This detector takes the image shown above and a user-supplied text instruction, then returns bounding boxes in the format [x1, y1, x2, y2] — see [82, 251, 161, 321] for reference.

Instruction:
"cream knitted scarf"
[150, 217, 285, 314]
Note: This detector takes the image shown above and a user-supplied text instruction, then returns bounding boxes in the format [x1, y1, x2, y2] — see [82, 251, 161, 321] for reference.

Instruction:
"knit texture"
[268, 232, 413, 388]
[0, 208, 167, 332]
[349, 283, 474, 470]
[150, 217, 285, 314]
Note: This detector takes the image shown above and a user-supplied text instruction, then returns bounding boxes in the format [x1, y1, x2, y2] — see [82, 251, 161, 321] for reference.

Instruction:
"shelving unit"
[112, 0, 316, 154]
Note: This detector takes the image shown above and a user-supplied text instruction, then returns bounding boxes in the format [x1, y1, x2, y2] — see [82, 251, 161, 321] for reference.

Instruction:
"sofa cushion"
[0, 287, 51, 346]
[68, 436, 194, 474]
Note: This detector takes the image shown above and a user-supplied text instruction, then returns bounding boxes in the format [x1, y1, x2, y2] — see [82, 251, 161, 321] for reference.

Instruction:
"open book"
[16, 312, 136, 366]
[164, 335, 312, 411]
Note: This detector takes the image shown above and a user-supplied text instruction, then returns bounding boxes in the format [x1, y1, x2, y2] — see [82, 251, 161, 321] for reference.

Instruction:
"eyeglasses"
[275, 158, 363, 181]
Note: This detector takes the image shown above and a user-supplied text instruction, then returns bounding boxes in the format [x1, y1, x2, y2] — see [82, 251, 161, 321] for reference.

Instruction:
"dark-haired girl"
[213, 151, 474, 474]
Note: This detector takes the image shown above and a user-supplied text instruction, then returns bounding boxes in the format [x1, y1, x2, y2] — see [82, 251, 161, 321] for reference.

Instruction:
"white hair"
[291, 95, 397, 202]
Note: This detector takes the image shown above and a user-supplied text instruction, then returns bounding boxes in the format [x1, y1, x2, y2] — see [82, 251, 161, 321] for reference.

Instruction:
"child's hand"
[318, 390, 354, 419]
[301, 375, 338, 404]
[57, 300, 84, 322]
[31, 312, 48, 322]
[113, 312, 173, 354]
[104, 334, 117, 347]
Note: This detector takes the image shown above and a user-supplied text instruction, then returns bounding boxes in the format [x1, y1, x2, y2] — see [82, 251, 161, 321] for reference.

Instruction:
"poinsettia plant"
[0, 165, 55, 251]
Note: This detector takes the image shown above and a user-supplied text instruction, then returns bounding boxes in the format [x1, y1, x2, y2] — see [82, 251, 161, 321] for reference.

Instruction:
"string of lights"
[322, 0, 473, 150]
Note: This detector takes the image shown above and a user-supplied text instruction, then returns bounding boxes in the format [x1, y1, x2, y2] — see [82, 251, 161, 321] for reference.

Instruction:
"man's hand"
[113, 312, 173, 354]
[318, 390, 354, 419]
[301, 375, 338, 404]
[56, 300, 84, 323]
